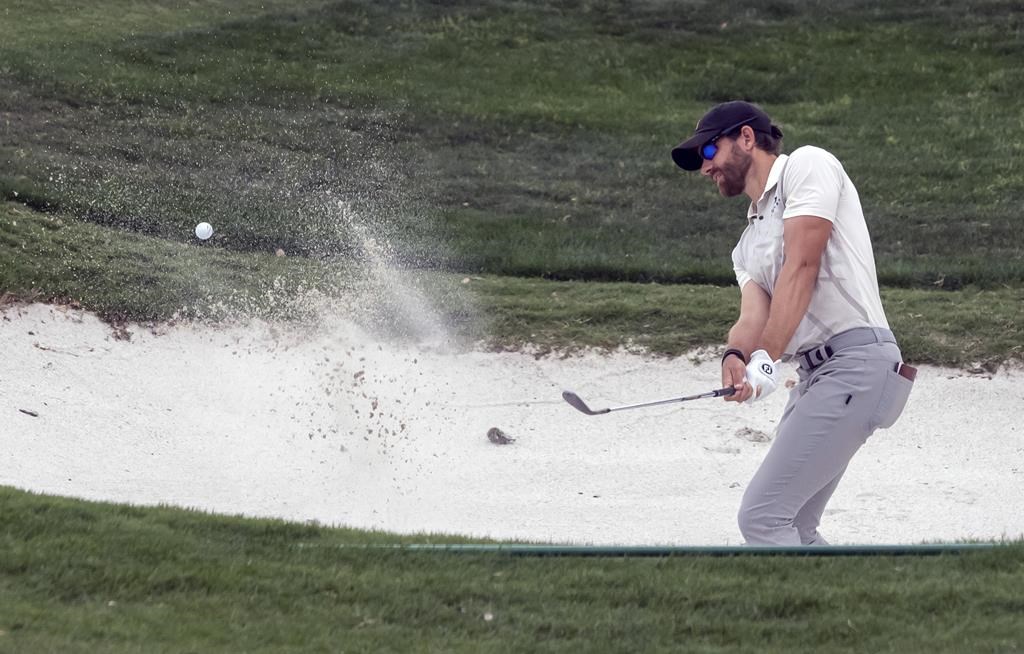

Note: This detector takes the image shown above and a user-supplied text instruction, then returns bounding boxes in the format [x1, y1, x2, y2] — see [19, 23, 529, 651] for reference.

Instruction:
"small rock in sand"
[487, 427, 515, 445]
[734, 426, 772, 443]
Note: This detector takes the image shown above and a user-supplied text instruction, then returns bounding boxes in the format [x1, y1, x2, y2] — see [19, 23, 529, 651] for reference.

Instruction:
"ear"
[738, 125, 757, 151]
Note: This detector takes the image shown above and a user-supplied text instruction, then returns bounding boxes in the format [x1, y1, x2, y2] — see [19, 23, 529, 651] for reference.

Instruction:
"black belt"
[797, 327, 897, 372]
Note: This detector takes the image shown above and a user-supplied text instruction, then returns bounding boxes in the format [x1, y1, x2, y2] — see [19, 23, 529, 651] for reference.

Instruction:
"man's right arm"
[723, 281, 771, 403]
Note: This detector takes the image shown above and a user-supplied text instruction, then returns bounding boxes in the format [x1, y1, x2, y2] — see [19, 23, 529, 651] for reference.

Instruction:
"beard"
[716, 148, 752, 197]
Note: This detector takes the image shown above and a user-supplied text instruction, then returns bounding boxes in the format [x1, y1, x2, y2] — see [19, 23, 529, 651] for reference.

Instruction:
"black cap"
[671, 101, 783, 171]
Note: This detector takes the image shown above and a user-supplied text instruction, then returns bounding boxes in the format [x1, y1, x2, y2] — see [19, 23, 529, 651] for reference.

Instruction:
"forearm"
[758, 260, 819, 359]
[726, 280, 771, 361]
[723, 281, 771, 402]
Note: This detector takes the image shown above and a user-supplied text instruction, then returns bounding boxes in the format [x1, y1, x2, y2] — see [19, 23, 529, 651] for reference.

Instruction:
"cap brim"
[671, 129, 715, 171]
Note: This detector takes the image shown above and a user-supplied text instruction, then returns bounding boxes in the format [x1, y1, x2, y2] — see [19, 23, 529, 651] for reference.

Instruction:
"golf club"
[562, 386, 736, 416]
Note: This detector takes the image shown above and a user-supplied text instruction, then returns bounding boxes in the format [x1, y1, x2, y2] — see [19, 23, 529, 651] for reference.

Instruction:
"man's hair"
[754, 130, 783, 156]
[724, 125, 783, 156]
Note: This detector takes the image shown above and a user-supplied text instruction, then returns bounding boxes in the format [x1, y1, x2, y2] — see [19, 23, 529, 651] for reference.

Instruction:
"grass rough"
[2, 0, 1023, 289]
[2, 487, 1023, 653]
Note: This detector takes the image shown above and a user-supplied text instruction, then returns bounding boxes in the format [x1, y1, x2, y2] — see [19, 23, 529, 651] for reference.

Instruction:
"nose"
[700, 156, 714, 176]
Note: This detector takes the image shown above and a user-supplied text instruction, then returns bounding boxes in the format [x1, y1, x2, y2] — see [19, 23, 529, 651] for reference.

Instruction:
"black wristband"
[721, 348, 746, 366]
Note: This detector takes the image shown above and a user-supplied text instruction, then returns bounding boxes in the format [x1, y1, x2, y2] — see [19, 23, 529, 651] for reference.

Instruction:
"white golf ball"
[194, 222, 213, 240]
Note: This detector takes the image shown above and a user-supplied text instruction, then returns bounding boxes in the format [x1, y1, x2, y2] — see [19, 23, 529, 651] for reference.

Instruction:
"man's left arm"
[757, 216, 833, 360]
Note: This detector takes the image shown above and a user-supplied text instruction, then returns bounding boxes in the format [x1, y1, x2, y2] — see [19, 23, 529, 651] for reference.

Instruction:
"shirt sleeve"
[780, 146, 844, 223]
[731, 243, 752, 289]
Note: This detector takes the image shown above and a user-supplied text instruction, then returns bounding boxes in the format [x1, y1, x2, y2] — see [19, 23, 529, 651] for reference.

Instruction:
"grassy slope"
[2, 487, 1024, 653]
[1, 1, 1021, 364]
[5, 200, 1021, 366]
[467, 275, 1024, 368]
[0, 201, 338, 322]
[2, 0, 1023, 287]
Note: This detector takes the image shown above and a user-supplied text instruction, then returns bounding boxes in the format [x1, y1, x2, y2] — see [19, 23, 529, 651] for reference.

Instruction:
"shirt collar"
[746, 154, 789, 222]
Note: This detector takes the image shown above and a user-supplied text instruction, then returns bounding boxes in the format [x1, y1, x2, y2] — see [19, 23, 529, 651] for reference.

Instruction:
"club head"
[561, 390, 609, 415]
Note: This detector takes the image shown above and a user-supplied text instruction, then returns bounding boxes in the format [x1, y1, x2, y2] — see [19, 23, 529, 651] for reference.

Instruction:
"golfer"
[671, 101, 915, 545]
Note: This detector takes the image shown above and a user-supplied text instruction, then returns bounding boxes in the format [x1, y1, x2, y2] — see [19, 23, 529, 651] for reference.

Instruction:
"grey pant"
[738, 341, 913, 546]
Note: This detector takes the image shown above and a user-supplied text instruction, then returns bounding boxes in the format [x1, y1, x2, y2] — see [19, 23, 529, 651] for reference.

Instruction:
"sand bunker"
[3, 302, 1022, 545]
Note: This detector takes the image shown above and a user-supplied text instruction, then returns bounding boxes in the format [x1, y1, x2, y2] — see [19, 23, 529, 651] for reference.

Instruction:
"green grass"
[0, 201, 341, 323]
[2, 0, 1023, 288]
[5, 200, 1020, 366]
[462, 276, 1024, 368]
[2, 487, 1023, 653]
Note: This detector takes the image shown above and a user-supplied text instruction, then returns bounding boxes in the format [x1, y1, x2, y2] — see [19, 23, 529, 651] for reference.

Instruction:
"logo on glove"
[745, 349, 782, 404]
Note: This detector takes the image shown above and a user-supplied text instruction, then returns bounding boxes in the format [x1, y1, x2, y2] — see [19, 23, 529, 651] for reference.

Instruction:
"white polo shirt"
[731, 145, 889, 359]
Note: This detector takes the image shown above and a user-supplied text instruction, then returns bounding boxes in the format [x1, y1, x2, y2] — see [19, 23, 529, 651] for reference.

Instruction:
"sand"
[2, 302, 1022, 546]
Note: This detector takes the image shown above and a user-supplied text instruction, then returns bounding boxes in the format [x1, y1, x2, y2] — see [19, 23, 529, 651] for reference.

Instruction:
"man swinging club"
[671, 101, 916, 546]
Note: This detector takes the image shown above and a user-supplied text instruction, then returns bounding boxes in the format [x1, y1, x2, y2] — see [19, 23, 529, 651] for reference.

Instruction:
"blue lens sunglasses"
[700, 119, 755, 162]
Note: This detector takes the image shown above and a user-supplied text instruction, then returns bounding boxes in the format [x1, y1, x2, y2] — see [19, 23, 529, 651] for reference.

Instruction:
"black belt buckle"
[803, 344, 835, 370]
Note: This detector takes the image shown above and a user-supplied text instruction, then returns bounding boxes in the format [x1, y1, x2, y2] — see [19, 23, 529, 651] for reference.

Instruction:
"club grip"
[715, 386, 737, 397]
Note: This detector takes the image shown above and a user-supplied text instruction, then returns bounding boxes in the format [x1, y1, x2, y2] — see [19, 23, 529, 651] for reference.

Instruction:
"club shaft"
[606, 386, 735, 413]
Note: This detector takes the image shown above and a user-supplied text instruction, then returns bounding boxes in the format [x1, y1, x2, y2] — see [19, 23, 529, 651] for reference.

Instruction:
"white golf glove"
[745, 349, 781, 404]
